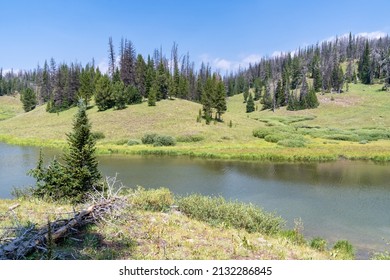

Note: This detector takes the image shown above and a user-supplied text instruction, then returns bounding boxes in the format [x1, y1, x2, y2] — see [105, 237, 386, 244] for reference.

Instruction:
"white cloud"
[213, 58, 232, 72]
[324, 31, 387, 43]
[198, 53, 262, 72]
[242, 54, 262, 65]
[97, 59, 109, 74]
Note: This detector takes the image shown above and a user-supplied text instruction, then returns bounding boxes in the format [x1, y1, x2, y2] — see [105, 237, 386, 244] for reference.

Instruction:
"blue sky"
[1, 0, 390, 73]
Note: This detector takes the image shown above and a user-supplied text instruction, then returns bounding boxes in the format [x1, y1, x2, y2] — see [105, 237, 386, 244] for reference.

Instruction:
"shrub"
[325, 133, 360, 142]
[264, 133, 290, 143]
[253, 128, 274, 138]
[141, 133, 176, 146]
[127, 139, 141, 146]
[91, 131, 105, 140]
[115, 139, 128, 145]
[141, 133, 158, 144]
[279, 230, 306, 245]
[176, 134, 205, 143]
[178, 194, 283, 235]
[129, 187, 174, 212]
[153, 135, 176, 146]
[332, 240, 355, 259]
[310, 237, 327, 251]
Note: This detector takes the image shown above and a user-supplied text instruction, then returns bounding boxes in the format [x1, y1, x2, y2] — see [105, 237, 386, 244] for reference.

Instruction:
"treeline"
[2, 33, 390, 115]
[0, 68, 31, 96]
[226, 33, 390, 111]
[0, 38, 227, 122]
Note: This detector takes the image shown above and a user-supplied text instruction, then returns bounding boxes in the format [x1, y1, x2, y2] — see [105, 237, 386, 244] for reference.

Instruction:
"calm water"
[1, 142, 390, 259]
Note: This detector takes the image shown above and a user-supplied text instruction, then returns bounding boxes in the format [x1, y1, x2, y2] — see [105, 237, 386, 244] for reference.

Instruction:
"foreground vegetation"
[2, 83, 390, 161]
[0, 187, 359, 260]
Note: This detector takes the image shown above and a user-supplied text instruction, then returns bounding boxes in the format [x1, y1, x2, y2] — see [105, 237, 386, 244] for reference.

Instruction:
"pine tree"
[261, 83, 272, 110]
[254, 78, 262, 101]
[78, 65, 94, 105]
[135, 54, 147, 97]
[113, 80, 126, 110]
[62, 99, 102, 202]
[214, 79, 227, 120]
[275, 79, 284, 107]
[20, 87, 37, 112]
[95, 74, 114, 111]
[359, 41, 372, 84]
[312, 48, 322, 92]
[306, 86, 319, 109]
[30, 100, 101, 203]
[148, 82, 157, 106]
[246, 93, 255, 113]
[201, 77, 214, 124]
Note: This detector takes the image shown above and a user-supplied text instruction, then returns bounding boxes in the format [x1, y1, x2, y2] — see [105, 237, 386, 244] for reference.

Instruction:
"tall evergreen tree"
[214, 79, 227, 120]
[95, 74, 114, 111]
[30, 100, 101, 203]
[135, 54, 147, 97]
[202, 77, 215, 123]
[311, 48, 322, 92]
[78, 65, 94, 105]
[275, 79, 284, 107]
[148, 81, 157, 106]
[62, 99, 102, 201]
[113, 80, 126, 110]
[20, 87, 37, 112]
[358, 41, 372, 84]
[246, 93, 255, 113]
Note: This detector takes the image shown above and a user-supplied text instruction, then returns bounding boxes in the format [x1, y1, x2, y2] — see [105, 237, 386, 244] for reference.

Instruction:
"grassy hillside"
[0, 94, 24, 120]
[0, 188, 347, 260]
[1, 83, 390, 161]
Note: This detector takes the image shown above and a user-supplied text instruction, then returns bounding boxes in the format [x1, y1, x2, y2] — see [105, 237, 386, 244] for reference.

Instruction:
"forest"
[1, 33, 390, 120]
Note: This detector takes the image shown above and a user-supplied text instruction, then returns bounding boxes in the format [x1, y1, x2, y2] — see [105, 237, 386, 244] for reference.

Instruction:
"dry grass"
[0, 197, 332, 260]
[0, 94, 24, 121]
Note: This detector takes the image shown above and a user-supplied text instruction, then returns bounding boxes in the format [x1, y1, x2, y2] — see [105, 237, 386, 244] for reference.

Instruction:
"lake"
[1, 142, 390, 259]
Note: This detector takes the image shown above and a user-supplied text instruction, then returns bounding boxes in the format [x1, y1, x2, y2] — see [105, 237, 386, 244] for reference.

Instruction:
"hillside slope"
[1, 83, 390, 161]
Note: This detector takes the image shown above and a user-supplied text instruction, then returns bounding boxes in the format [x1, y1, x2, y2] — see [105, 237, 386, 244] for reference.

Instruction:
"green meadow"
[1, 83, 390, 161]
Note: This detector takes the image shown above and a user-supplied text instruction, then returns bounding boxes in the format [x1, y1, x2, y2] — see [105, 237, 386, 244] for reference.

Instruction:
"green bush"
[115, 139, 128, 145]
[178, 194, 283, 235]
[127, 139, 141, 146]
[264, 133, 291, 143]
[141, 133, 176, 146]
[325, 133, 360, 142]
[141, 133, 158, 144]
[176, 134, 205, 143]
[129, 187, 174, 212]
[372, 251, 390, 260]
[279, 230, 306, 245]
[253, 128, 274, 138]
[332, 240, 355, 259]
[91, 131, 105, 140]
[310, 237, 327, 251]
[153, 135, 176, 146]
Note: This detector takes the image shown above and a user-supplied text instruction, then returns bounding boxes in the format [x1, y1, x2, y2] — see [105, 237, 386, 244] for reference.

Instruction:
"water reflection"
[1, 143, 390, 258]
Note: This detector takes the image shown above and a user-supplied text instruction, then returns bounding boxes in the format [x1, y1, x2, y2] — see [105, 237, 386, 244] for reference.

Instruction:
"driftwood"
[0, 198, 124, 260]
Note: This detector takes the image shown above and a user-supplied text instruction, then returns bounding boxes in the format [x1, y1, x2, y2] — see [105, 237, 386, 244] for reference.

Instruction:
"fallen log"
[0, 198, 124, 260]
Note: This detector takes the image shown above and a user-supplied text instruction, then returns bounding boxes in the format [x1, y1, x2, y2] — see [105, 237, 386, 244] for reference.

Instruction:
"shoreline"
[2, 134, 390, 163]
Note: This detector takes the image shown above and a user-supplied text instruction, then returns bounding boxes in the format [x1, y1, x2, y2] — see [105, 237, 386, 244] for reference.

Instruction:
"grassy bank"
[0, 188, 356, 260]
[2, 83, 390, 161]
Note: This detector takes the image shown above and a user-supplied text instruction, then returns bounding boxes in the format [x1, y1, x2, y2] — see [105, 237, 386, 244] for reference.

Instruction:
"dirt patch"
[318, 94, 362, 107]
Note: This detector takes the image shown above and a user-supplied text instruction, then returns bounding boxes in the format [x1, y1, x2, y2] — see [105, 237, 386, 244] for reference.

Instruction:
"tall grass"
[177, 194, 284, 235]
